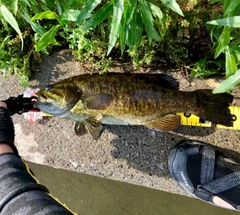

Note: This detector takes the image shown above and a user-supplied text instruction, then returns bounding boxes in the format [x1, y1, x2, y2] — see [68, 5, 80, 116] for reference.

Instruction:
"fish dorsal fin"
[85, 114, 103, 140]
[133, 74, 179, 90]
[146, 114, 181, 131]
[84, 94, 113, 110]
[74, 121, 88, 136]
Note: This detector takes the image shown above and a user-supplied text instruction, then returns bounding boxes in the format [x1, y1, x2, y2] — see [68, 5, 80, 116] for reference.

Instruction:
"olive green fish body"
[69, 90, 192, 124]
[62, 74, 195, 119]
[35, 73, 233, 139]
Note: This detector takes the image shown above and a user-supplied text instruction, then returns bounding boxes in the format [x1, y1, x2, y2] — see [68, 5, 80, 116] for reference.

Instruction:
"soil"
[1, 49, 239, 197]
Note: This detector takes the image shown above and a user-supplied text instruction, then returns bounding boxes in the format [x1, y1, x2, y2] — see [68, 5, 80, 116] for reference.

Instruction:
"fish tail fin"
[195, 89, 234, 126]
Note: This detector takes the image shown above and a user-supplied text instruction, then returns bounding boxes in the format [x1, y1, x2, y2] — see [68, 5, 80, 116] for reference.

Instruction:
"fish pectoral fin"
[74, 121, 88, 136]
[146, 114, 181, 131]
[85, 114, 103, 140]
[84, 94, 113, 110]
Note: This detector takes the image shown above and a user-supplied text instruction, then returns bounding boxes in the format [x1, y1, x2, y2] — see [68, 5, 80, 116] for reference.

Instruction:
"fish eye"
[45, 85, 53, 91]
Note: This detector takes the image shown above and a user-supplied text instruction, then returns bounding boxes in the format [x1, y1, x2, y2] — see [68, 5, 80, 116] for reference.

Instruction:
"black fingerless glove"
[0, 107, 18, 154]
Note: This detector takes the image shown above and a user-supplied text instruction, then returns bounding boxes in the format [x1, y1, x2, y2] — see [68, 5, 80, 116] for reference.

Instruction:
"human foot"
[168, 140, 240, 211]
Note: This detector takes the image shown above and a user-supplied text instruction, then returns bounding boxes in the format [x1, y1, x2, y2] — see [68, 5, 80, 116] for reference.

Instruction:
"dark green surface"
[28, 162, 239, 215]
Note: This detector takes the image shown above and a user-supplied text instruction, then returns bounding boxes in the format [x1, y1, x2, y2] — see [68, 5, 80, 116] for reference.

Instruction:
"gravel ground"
[1, 49, 240, 197]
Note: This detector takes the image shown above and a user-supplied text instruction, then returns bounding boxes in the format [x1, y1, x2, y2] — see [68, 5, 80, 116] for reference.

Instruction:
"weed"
[199, 0, 240, 93]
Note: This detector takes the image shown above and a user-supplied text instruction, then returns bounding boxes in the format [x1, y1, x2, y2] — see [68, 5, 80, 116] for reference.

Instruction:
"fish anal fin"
[146, 114, 181, 131]
[84, 94, 113, 110]
[85, 114, 103, 140]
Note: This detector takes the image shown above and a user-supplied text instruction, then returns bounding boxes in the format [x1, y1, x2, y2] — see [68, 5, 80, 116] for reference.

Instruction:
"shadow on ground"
[103, 125, 216, 177]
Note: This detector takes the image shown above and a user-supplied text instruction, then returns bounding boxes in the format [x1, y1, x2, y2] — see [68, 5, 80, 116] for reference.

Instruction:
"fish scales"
[72, 74, 190, 117]
[35, 73, 234, 139]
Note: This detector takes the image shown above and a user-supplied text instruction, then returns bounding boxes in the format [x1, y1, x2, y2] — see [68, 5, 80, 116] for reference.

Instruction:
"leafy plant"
[25, 0, 186, 71]
[3, 0, 240, 95]
[0, 2, 23, 49]
[213, 68, 240, 93]
[75, 0, 184, 56]
[0, 0, 85, 85]
[0, 0, 36, 86]
[0, 0, 186, 83]
[191, 0, 240, 93]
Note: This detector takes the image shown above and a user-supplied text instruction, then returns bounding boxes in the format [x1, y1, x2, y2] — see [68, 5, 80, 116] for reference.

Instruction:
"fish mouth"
[36, 94, 47, 103]
[33, 96, 79, 117]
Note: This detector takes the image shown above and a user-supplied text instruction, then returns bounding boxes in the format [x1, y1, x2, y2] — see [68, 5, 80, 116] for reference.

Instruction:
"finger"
[0, 102, 7, 109]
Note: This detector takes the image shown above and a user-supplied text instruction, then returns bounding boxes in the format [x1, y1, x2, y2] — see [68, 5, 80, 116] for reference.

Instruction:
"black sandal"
[168, 140, 240, 210]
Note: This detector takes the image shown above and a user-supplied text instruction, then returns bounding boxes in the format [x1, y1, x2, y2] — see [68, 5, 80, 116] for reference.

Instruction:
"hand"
[0, 143, 14, 153]
[0, 102, 7, 109]
[0, 102, 17, 154]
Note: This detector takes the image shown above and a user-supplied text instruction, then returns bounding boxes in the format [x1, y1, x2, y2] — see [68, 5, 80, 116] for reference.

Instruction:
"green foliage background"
[0, 0, 239, 93]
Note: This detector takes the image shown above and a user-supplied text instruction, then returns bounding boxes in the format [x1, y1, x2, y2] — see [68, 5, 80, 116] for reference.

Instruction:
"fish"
[34, 73, 234, 139]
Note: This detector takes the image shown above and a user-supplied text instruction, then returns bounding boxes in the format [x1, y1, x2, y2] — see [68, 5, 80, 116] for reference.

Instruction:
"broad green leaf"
[75, 0, 102, 25]
[41, 0, 55, 8]
[139, 0, 161, 43]
[127, 10, 143, 50]
[224, 0, 240, 17]
[160, 0, 184, 16]
[223, 0, 230, 16]
[21, 0, 30, 6]
[214, 28, 230, 58]
[119, 0, 137, 53]
[0, 35, 11, 52]
[207, 16, 240, 28]
[190, 57, 206, 77]
[148, 2, 162, 19]
[0, 3, 23, 50]
[39, 2, 50, 12]
[213, 69, 240, 93]
[12, 0, 18, 15]
[119, 23, 127, 53]
[60, 10, 81, 21]
[230, 31, 240, 47]
[21, 12, 47, 36]
[208, 60, 224, 69]
[191, 69, 219, 77]
[107, 0, 124, 55]
[225, 46, 237, 77]
[190, 57, 220, 77]
[209, 0, 223, 4]
[158, 16, 168, 37]
[35, 25, 60, 52]
[129, 0, 138, 19]
[81, 2, 113, 31]
[32, 11, 59, 21]
[64, 0, 77, 8]
[231, 49, 240, 62]
[56, 2, 62, 15]
[22, 0, 40, 14]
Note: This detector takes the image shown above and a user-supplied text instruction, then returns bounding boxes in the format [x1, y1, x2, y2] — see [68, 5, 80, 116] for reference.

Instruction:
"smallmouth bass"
[35, 73, 234, 139]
